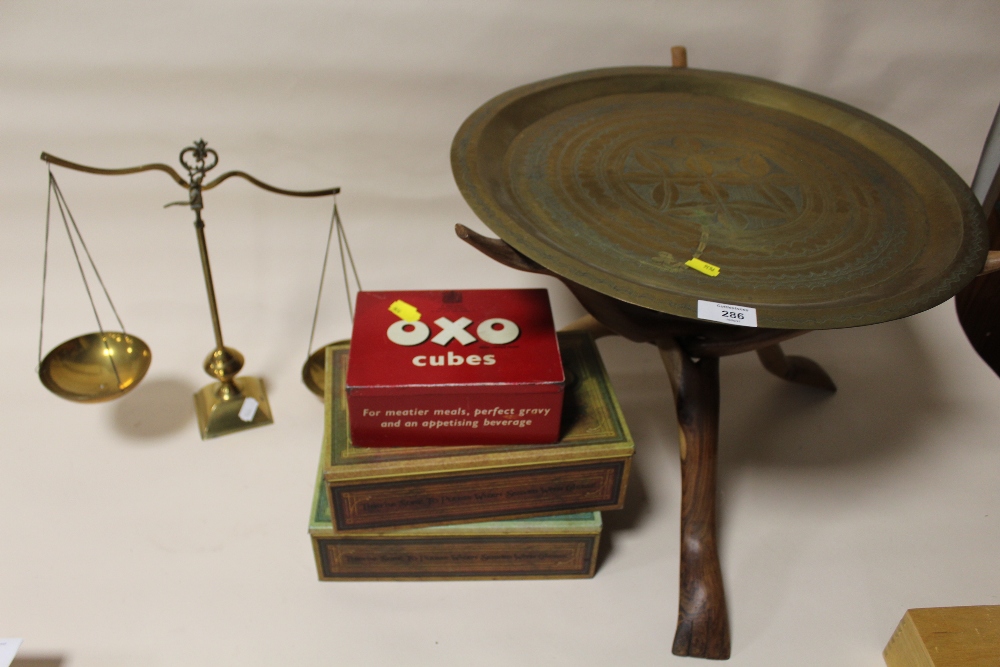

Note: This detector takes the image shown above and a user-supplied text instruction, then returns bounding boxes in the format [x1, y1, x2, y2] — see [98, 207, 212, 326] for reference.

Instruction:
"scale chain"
[306, 197, 362, 360]
[40, 170, 126, 385]
[37, 170, 53, 369]
[336, 201, 361, 319]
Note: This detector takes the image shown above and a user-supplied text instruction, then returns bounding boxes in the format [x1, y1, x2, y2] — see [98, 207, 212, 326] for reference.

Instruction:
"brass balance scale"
[450, 48, 999, 659]
[37, 140, 356, 438]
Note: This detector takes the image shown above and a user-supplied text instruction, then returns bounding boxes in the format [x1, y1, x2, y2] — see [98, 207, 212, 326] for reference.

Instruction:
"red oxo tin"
[345, 289, 564, 447]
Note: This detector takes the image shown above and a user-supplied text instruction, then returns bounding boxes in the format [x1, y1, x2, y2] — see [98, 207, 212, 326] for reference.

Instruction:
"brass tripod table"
[451, 58, 990, 659]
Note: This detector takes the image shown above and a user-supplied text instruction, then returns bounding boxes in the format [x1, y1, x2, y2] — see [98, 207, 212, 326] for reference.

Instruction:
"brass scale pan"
[451, 67, 987, 330]
[40, 332, 150, 403]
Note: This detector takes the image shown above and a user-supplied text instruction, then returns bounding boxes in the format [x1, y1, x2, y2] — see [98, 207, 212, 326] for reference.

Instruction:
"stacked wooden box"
[308, 331, 635, 580]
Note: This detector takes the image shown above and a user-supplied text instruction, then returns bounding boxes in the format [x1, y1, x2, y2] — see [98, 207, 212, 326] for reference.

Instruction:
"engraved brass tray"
[451, 67, 988, 329]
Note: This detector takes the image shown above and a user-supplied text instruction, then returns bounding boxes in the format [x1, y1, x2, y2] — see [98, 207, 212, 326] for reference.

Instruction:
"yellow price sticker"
[685, 258, 721, 277]
[388, 300, 421, 322]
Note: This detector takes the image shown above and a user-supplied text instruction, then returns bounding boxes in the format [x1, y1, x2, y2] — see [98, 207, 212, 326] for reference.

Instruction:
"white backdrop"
[1, 1, 999, 665]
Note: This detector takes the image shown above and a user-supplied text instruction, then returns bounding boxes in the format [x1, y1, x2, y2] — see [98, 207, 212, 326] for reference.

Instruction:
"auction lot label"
[697, 300, 758, 327]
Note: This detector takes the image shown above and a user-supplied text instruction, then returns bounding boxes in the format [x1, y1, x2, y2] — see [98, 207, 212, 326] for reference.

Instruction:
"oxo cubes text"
[345, 289, 564, 446]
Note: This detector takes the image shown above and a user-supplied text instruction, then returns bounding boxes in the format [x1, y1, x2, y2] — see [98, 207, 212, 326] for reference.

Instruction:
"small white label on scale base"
[697, 300, 758, 327]
[238, 397, 259, 422]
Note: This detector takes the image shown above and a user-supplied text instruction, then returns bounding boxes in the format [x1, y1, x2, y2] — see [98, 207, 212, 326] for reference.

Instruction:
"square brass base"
[194, 376, 274, 440]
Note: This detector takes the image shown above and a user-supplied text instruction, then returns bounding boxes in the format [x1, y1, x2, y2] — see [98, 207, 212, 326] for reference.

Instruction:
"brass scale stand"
[38, 140, 359, 439]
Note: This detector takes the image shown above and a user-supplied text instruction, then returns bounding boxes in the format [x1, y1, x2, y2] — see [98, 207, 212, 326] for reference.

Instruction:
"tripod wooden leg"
[756, 343, 836, 392]
[659, 343, 731, 660]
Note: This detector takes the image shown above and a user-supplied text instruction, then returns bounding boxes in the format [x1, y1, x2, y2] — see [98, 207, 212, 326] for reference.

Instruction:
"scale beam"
[40, 151, 189, 188]
[39, 151, 340, 198]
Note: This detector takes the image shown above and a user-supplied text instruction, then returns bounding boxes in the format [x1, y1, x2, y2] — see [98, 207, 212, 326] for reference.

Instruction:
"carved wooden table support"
[456, 224, 837, 659]
[660, 342, 729, 658]
[756, 343, 837, 391]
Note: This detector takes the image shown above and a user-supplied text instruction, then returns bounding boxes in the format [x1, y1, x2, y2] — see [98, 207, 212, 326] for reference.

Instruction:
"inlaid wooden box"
[309, 445, 602, 580]
[323, 331, 633, 531]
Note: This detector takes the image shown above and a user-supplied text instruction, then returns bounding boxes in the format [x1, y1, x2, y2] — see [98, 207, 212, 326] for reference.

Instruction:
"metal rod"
[193, 209, 226, 353]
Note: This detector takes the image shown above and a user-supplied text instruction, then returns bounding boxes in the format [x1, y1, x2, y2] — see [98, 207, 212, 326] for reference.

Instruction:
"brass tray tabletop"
[451, 67, 988, 330]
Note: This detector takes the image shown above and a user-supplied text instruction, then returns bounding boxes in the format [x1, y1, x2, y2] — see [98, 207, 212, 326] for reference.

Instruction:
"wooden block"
[884, 606, 1000, 667]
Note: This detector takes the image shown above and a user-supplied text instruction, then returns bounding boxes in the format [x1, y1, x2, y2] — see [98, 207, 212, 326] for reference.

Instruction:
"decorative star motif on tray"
[621, 137, 804, 232]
